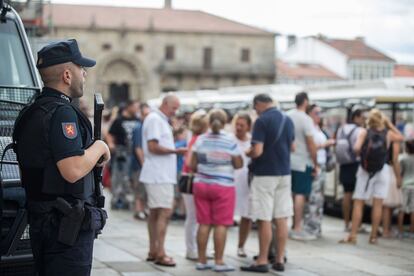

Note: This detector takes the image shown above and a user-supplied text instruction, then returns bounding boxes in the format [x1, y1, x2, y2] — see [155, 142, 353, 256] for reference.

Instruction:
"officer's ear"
[62, 67, 72, 86]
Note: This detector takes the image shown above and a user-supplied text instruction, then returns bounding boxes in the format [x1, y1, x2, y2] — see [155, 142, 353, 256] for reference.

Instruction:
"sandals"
[154, 255, 176, 267]
[146, 252, 156, 262]
[338, 236, 357, 245]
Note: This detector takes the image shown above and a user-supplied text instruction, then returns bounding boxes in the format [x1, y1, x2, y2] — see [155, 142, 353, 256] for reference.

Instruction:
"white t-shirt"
[313, 125, 327, 165]
[287, 109, 315, 172]
[139, 109, 177, 184]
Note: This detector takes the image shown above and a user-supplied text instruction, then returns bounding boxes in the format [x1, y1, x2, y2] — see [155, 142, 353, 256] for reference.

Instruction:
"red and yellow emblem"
[62, 122, 78, 139]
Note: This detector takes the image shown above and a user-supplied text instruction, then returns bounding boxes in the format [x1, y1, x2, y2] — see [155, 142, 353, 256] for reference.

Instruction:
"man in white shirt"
[140, 94, 187, 267]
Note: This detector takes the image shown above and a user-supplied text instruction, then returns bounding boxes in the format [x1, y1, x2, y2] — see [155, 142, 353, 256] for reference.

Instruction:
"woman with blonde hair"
[181, 110, 208, 260]
[340, 109, 403, 244]
[190, 109, 243, 272]
[231, 112, 253, 257]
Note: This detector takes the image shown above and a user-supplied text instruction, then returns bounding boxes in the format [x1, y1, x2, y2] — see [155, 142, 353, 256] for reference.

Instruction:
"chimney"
[355, 36, 365, 42]
[287, 35, 297, 48]
[164, 0, 172, 9]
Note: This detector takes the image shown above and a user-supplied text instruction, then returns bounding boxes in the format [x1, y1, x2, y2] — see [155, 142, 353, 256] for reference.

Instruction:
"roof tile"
[43, 4, 274, 36]
[276, 60, 342, 80]
[317, 37, 395, 62]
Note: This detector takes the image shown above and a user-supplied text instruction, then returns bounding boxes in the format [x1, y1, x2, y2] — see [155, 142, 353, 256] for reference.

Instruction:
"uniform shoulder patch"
[62, 122, 78, 139]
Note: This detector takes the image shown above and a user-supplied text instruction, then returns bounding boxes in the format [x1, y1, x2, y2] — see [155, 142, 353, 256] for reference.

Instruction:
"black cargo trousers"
[28, 206, 106, 276]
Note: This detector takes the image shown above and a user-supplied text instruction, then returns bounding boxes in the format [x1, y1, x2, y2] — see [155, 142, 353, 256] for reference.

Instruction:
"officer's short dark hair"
[295, 92, 309, 107]
[351, 109, 363, 121]
[253, 93, 273, 105]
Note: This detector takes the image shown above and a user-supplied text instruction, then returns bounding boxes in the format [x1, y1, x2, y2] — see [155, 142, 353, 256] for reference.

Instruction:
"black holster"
[54, 198, 85, 246]
[28, 197, 107, 245]
[27, 197, 85, 246]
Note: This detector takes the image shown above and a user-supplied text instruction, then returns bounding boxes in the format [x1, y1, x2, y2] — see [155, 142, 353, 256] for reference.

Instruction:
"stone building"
[281, 35, 395, 81]
[34, 2, 275, 106]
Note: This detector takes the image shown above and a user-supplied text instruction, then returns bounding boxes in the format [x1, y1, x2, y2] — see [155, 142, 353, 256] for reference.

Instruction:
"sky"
[51, 0, 414, 64]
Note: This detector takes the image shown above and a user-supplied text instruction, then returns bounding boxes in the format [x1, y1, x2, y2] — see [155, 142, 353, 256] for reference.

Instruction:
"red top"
[182, 135, 198, 174]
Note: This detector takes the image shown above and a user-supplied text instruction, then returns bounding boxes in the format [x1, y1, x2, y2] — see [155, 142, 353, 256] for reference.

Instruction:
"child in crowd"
[398, 139, 414, 238]
[173, 127, 188, 220]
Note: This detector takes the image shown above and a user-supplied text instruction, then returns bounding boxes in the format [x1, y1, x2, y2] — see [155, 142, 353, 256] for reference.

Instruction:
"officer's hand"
[96, 140, 111, 166]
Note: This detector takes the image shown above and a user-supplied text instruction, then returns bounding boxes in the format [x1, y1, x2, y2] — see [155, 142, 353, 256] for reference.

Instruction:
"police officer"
[14, 39, 111, 275]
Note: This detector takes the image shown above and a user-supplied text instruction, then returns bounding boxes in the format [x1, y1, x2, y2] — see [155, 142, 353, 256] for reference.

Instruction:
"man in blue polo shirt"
[241, 94, 294, 273]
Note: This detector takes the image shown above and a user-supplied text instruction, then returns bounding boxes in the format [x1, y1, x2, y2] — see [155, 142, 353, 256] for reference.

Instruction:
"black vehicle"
[0, 1, 41, 275]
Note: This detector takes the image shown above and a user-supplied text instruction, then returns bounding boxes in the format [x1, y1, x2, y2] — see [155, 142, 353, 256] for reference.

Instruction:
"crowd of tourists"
[101, 92, 414, 273]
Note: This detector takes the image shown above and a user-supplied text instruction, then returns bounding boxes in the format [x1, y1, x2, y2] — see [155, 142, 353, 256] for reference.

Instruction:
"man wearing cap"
[14, 39, 110, 275]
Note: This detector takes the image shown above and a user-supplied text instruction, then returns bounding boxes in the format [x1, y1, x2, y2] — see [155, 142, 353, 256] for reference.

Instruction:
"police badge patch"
[62, 122, 78, 139]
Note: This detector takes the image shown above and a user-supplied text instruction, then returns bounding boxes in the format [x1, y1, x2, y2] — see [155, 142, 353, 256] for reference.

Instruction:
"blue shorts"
[291, 166, 313, 196]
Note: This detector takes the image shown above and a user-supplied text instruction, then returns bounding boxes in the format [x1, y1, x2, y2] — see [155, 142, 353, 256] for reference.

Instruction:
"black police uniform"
[13, 39, 106, 276]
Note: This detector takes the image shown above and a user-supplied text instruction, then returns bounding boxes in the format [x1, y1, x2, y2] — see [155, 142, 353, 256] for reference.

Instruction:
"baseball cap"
[36, 39, 96, 69]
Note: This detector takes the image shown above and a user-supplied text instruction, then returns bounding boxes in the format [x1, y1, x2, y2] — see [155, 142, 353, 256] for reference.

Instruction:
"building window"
[241, 48, 250, 62]
[102, 43, 111, 51]
[135, 44, 144, 52]
[109, 82, 129, 107]
[165, 45, 175, 60]
[162, 87, 177, 93]
[203, 47, 212, 69]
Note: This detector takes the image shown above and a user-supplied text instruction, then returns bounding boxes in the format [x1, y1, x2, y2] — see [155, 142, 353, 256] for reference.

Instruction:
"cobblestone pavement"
[92, 195, 414, 276]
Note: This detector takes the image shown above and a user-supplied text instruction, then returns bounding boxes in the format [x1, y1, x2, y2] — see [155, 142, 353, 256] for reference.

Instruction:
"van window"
[0, 20, 34, 87]
[0, 19, 37, 104]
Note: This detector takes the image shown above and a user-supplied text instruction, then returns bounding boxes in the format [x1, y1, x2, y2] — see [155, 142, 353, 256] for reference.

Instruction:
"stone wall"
[46, 27, 275, 105]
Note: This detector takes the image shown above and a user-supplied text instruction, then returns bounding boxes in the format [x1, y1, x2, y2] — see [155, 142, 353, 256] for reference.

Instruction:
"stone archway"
[95, 53, 148, 107]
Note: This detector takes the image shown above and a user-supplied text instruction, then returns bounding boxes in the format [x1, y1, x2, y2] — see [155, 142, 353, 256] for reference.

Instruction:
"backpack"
[360, 129, 388, 190]
[335, 125, 358, 165]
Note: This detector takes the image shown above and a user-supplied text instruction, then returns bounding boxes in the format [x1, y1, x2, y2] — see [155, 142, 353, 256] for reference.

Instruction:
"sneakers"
[196, 263, 235, 272]
[185, 251, 198, 261]
[195, 262, 214, 270]
[133, 211, 146, 220]
[344, 225, 368, 234]
[237, 248, 247, 258]
[358, 226, 368, 234]
[289, 230, 317, 241]
[213, 264, 235, 272]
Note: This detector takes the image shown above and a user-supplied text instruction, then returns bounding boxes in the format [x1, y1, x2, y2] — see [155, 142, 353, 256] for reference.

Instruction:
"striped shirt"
[193, 131, 241, 187]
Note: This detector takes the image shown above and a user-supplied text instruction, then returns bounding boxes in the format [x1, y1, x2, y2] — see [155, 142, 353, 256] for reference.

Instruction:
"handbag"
[178, 174, 194, 194]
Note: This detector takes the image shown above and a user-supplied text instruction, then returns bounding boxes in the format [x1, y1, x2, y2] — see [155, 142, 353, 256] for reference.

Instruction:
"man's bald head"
[160, 94, 180, 117]
[162, 94, 179, 106]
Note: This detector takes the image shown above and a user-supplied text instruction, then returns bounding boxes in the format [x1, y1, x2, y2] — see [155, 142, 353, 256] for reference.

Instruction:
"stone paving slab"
[94, 239, 140, 262]
[105, 262, 161, 273]
[323, 254, 413, 276]
[123, 273, 171, 276]
[92, 193, 414, 276]
[91, 267, 120, 276]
